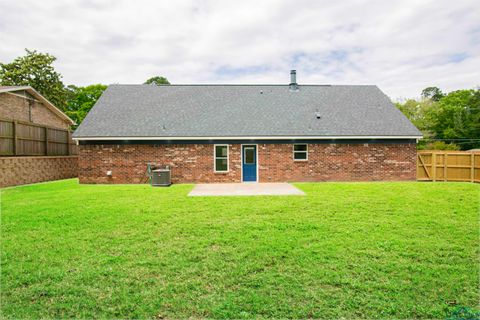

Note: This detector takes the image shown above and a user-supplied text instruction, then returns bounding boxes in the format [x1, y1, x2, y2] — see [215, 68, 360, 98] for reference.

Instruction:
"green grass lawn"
[1, 179, 479, 319]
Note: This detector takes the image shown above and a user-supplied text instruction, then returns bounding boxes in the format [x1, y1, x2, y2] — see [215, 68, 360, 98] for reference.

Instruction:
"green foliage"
[395, 99, 436, 135]
[144, 76, 170, 85]
[396, 87, 480, 150]
[1, 179, 479, 318]
[422, 141, 460, 150]
[445, 306, 480, 320]
[65, 84, 107, 127]
[421, 86, 445, 101]
[429, 89, 480, 150]
[0, 49, 68, 110]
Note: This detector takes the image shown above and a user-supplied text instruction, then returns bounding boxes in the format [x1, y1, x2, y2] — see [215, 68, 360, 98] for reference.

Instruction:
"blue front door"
[242, 145, 257, 182]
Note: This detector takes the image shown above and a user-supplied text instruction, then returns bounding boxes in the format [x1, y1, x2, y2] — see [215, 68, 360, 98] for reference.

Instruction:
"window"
[214, 145, 229, 172]
[293, 144, 308, 160]
[244, 147, 255, 164]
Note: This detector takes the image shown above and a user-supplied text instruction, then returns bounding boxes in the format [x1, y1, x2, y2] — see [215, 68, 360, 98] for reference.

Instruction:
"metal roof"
[73, 84, 422, 139]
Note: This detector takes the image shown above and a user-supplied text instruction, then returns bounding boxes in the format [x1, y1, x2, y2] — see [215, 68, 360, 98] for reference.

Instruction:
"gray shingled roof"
[73, 84, 422, 138]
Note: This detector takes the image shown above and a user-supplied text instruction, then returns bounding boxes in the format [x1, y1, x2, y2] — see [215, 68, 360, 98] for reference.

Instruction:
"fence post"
[444, 153, 448, 181]
[432, 152, 436, 181]
[45, 127, 48, 156]
[67, 130, 71, 155]
[471, 153, 475, 183]
[12, 120, 17, 156]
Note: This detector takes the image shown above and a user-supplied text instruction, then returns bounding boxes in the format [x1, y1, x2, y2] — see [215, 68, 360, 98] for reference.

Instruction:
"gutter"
[73, 135, 423, 141]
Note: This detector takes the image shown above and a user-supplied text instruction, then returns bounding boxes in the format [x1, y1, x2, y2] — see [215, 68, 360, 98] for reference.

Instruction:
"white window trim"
[214, 144, 229, 172]
[293, 144, 308, 161]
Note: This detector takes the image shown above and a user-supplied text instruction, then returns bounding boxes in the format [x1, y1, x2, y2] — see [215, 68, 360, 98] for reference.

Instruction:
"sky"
[0, 0, 479, 100]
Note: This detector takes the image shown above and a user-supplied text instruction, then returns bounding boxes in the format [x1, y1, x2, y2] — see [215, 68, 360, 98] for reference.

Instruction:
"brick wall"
[0, 156, 78, 188]
[259, 143, 417, 182]
[0, 92, 70, 130]
[78, 143, 416, 184]
[79, 144, 241, 184]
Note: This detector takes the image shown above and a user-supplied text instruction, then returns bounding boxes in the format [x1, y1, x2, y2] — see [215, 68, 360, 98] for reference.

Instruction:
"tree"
[0, 49, 68, 110]
[428, 89, 480, 150]
[144, 76, 170, 85]
[421, 86, 444, 102]
[396, 98, 439, 150]
[65, 84, 107, 127]
[398, 88, 480, 150]
[395, 99, 436, 134]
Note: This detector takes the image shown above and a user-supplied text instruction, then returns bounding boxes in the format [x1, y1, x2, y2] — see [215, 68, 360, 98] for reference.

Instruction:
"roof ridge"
[109, 84, 378, 87]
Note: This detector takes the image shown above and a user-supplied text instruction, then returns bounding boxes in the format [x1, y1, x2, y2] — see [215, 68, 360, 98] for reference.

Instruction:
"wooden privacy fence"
[417, 150, 480, 183]
[0, 118, 78, 156]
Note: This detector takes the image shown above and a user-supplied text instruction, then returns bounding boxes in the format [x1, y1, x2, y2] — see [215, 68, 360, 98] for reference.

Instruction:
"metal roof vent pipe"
[289, 70, 299, 91]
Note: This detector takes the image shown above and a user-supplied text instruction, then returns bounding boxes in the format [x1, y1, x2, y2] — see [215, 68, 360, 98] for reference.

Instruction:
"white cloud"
[0, 0, 478, 99]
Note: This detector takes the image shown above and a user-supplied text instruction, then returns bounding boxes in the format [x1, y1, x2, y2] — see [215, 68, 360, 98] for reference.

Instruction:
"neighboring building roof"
[73, 84, 422, 140]
[0, 86, 22, 90]
[0, 86, 75, 125]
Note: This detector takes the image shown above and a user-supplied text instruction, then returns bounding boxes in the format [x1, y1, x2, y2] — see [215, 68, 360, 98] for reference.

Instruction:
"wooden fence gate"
[417, 150, 480, 183]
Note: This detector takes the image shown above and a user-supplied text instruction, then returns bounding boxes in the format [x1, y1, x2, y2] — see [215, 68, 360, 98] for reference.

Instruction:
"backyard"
[1, 179, 479, 319]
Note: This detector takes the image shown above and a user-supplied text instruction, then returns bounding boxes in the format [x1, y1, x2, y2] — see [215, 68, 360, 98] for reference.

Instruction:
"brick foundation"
[78, 143, 416, 184]
[0, 156, 78, 188]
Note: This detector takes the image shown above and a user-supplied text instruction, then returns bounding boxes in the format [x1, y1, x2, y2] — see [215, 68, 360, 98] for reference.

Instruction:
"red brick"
[78, 143, 417, 183]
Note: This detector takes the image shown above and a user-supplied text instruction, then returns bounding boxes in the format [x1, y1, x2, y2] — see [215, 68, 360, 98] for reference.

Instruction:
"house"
[0, 86, 77, 187]
[73, 71, 422, 184]
[0, 86, 74, 130]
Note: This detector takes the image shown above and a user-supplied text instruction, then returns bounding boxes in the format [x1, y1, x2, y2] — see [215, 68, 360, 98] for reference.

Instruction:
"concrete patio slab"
[188, 183, 305, 197]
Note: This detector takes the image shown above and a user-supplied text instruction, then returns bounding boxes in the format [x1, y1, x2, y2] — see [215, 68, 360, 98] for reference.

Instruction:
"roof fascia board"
[0, 86, 31, 93]
[25, 88, 76, 125]
[73, 135, 423, 141]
